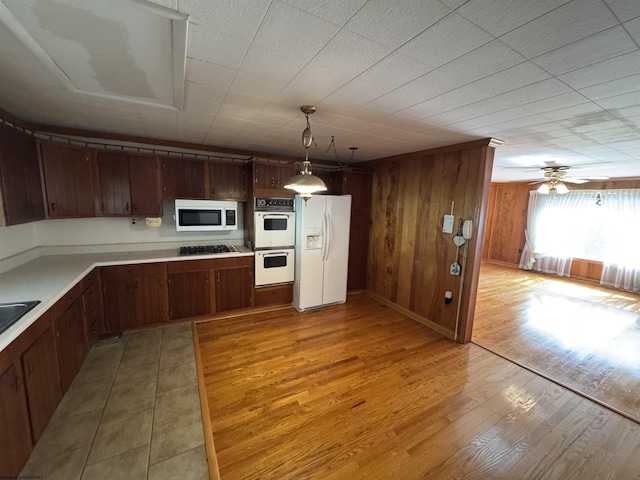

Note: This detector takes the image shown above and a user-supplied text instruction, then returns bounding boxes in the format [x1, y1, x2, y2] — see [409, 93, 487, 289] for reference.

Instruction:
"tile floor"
[20, 323, 209, 480]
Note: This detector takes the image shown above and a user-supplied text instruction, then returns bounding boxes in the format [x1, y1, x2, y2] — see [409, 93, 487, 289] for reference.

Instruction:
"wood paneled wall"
[366, 139, 497, 343]
[483, 178, 640, 280]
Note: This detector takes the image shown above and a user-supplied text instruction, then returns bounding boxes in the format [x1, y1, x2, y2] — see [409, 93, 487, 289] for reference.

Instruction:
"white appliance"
[255, 248, 295, 286]
[293, 194, 351, 312]
[175, 199, 237, 231]
[253, 211, 295, 248]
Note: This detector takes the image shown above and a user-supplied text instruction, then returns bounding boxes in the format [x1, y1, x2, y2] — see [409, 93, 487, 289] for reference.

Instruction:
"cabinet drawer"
[52, 284, 82, 318]
[255, 284, 293, 307]
[101, 262, 165, 280]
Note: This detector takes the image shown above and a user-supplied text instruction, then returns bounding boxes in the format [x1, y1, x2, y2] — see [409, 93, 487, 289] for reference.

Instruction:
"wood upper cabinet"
[162, 157, 205, 199]
[0, 361, 33, 477]
[54, 291, 87, 394]
[22, 321, 62, 443]
[252, 161, 296, 198]
[96, 152, 162, 216]
[0, 122, 45, 225]
[101, 263, 168, 331]
[41, 142, 96, 218]
[210, 161, 247, 201]
[129, 154, 162, 215]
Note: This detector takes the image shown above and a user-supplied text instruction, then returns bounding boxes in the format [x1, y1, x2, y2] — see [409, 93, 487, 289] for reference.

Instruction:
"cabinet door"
[97, 151, 131, 216]
[129, 155, 162, 215]
[101, 277, 134, 333]
[82, 276, 104, 347]
[0, 362, 33, 477]
[22, 326, 61, 442]
[0, 124, 45, 225]
[162, 157, 205, 199]
[252, 162, 296, 197]
[133, 272, 168, 327]
[214, 266, 253, 313]
[210, 162, 247, 201]
[41, 142, 95, 217]
[168, 271, 211, 320]
[55, 300, 87, 393]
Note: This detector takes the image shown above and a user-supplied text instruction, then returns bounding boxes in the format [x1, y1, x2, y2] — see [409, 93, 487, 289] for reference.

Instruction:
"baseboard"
[364, 290, 456, 341]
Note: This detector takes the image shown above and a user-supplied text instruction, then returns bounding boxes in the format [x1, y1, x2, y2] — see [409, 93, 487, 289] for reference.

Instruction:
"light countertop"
[0, 246, 253, 352]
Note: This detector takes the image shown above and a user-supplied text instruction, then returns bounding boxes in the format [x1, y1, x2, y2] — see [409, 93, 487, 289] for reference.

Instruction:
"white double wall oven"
[253, 198, 295, 287]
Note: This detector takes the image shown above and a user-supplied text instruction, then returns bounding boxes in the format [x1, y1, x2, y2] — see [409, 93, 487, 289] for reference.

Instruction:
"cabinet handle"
[199, 187, 204, 196]
[125, 202, 130, 211]
[216, 272, 220, 282]
[132, 203, 137, 211]
[50, 202, 56, 211]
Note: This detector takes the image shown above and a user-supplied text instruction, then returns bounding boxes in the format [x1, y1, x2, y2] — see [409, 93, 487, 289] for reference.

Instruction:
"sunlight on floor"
[527, 295, 639, 369]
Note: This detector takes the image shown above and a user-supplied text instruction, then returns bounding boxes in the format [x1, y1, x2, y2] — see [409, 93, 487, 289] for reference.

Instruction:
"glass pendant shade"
[537, 183, 550, 194]
[555, 182, 569, 194]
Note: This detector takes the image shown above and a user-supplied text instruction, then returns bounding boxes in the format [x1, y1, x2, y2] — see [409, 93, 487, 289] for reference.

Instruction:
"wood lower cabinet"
[22, 321, 61, 442]
[0, 361, 33, 477]
[254, 283, 293, 307]
[214, 258, 253, 313]
[101, 263, 168, 332]
[82, 268, 104, 347]
[167, 257, 254, 320]
[54, 295, 87, 394]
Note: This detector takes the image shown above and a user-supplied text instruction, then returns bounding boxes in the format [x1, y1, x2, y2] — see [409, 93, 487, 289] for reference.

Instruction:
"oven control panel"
[254, 197, 295, 211]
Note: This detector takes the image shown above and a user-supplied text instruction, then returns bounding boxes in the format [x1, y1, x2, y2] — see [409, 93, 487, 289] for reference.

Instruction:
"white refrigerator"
[293, 194, 352, 312]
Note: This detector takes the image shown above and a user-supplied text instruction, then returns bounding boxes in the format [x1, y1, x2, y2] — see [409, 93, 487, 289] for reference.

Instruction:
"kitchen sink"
[0, 301, 40, 335]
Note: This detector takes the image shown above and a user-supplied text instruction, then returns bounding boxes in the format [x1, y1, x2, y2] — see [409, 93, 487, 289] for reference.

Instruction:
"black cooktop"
[178, 245, 239, 256]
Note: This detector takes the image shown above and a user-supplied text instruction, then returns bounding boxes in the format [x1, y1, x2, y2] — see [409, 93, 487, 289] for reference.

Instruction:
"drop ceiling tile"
[188, 24, 249, 69]
[230, 71, 288, 99]
[322, 78, 386, 106]
[449, 106, 534, 130]
[439, 0, 472, 9]
[470, 62, 552, 96]
[317, 93, 369, 113]
[558, 50, 640, 89]
[344, 0, 451, 50]
[437, 40, 526, 85]
[273, 66, 352, 105]
[367, 68, 467, 112]
[240, 2, 340, 80]
[186, 59, 237, 90]
[399, 13, 494, 70]
[605, 0, 640, 21]
[424, 97, 516, 125]
[467, 113, 551, 133]
[579, 73, 640, 100]
[554, 110, 617, 129]
[356, 53, 433, 91]
[500, 0, 619, 57]
[400, 84, 495, 119]
[532, 27, 637, 76]
[184, 81, 227, 105]
[281, 0, 368, 26]
[457, 0, 569, 37]
[310, 30, 392, 78]
[498, 78, 573, 105]
[522, 92, 590, 114]
[179, 0, 269, 41]
[595, 91, 640, 109]
[625, 16, 640, 43]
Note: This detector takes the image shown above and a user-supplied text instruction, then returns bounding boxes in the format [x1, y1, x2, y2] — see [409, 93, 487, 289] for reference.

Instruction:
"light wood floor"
[474, 262, 640, 423]
[195, 294, 640, 479]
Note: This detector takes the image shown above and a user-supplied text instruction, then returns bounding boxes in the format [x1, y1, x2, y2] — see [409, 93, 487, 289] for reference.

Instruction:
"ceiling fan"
[528, 166, 609, 194]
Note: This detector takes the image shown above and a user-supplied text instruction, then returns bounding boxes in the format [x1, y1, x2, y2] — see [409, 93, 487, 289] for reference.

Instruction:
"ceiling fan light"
[537, 183, 550, 194]
[555, 182, 569, 194]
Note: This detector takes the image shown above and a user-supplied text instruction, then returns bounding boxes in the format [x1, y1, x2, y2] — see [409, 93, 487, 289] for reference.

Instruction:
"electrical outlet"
[518, 248, 523, 253]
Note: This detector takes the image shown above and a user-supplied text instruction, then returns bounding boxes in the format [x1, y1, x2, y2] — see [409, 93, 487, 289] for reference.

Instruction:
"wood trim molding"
[192, 323, 221, 480]
[364, 290, 455, 341]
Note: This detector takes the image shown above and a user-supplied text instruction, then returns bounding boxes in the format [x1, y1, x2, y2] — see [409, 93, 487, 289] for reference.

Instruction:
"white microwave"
[175, 199, 238, 231]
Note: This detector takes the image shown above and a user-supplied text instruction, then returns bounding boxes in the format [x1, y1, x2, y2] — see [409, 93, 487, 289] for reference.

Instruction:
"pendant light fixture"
[284, 106, 327, 201]
[537, 178, 569, 195]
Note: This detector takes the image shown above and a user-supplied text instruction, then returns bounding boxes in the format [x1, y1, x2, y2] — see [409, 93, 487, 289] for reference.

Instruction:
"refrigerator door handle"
[321, 213, 328, 262]
[325, 212, 331, 261]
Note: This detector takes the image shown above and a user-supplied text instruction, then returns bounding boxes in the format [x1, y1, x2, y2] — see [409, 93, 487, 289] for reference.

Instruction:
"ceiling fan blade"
[562, 177, 589, 184]
[527, 180, 545, 185]
[577, 175, 610, 180]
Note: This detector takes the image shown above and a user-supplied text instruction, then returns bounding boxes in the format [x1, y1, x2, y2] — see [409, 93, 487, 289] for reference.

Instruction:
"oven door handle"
[262, 251, 289, 257]
[262, 213, 292, 218]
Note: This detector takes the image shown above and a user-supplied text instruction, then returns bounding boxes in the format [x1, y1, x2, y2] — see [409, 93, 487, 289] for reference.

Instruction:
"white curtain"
[599, 190, 640, 292]
[519, 190, 601, 277]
